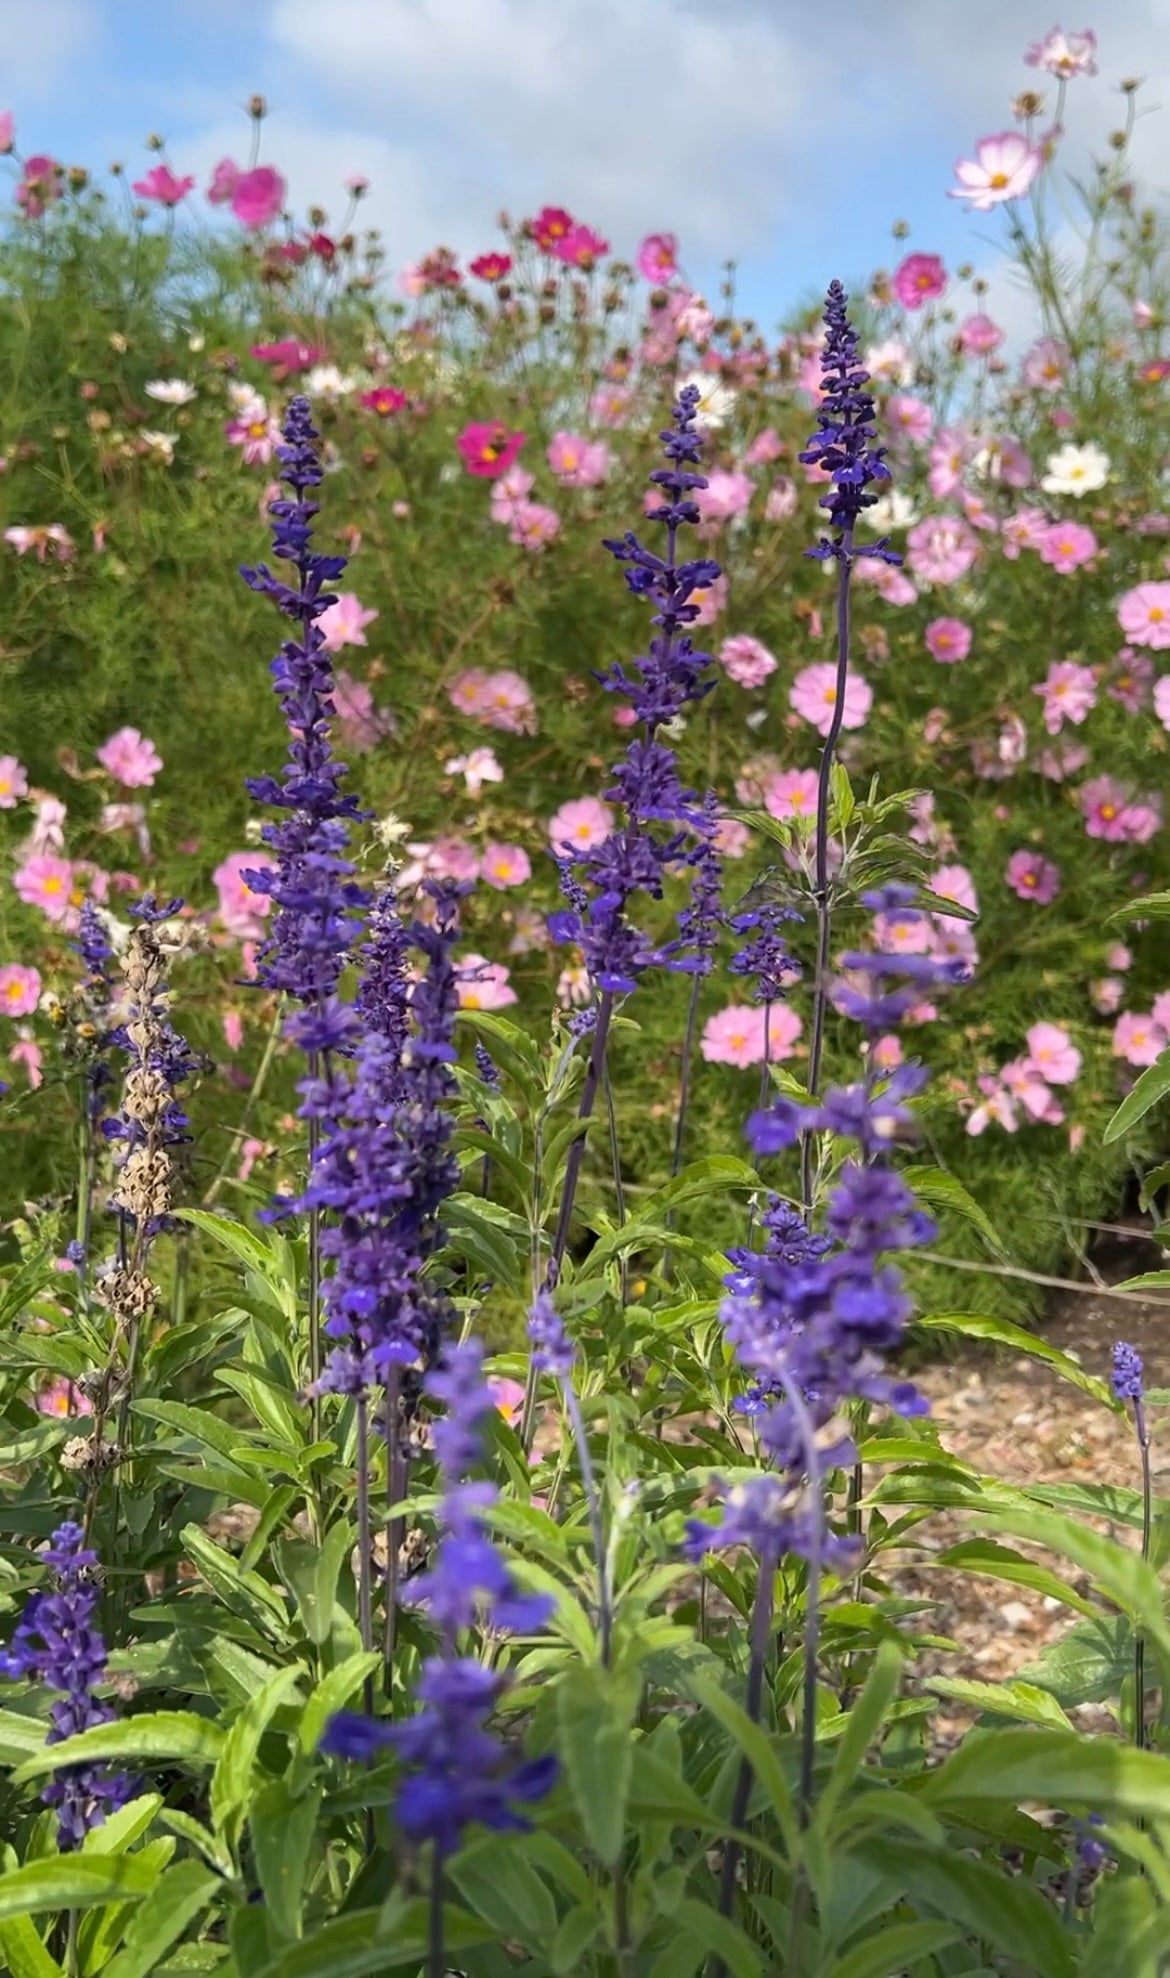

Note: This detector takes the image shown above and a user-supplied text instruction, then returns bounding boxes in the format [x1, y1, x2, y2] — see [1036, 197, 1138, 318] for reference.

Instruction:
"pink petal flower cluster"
[1117, 582, 1170, 648]
[1006, 850, 1061, 902]
[1021, 338, 1070, 392]
[1039, 520, 1097, 573]
[906, 513, 978, 585]
[892, 253, 947, 311]
[1024, 27, 1097, 78]
[529, 205, 609, 268]
[457, 421, 526, 479]
[208, 159, 286, 229]
[548, 797, 614, 853]
[958, 313, 1004, 356]
[507, 503, 561, 552]
[1079, 776, 1162, 843]
[701, 1002, 802, 1068]
[96, 727, 163, 788]
[1113, 1011, 1168, 1067]
[924, 617, 972, 663]
[480, 843, 532, 890]
[226, 403, 282, 465]
[1001, 507, 1051, 559]
[790, 663, 872, 737]
[547, 432, 610, 487]
[0, 964, 41, 1017]
[949, 132, 1043, 210]
[14, 855, 75, 926]
[0, 756, 28, 808]
[636, 232, 680, 283]
[132, 164, 195, 207]
[318, 593, 379, 652]
[16, 155, 63, 218]
[764, 769, 819, 821]
[887, 395, 934, 445]
[694, 469, 753, 525]
[718, 634, 776, 688]
[333, 670, 394, 752]
[448, 669, 536, 734]
[456, 954, 517, 1010]
[1035, 660, 1097, 734]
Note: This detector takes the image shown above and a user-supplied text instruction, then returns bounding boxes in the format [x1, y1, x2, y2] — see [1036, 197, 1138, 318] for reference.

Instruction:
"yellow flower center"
[989, 171, 1009, 189]
[43, 875, 63, 894]
[248, 420, 268, 438]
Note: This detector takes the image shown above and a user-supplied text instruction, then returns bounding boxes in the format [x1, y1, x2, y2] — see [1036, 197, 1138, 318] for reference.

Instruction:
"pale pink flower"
[864, 338, 913, 385]
[960, 490, 1000, 534]
[976, 435, 1032, 488]
[689, 574, 728, 625]
[1001, 506, 1051, 558]
[1120, 801, 1162, 845]
[1105, 942, 1133, 973]
[949, 131, 1043, 210]
[589, 384, 631, 427]
[236, 1136, 272, 1182]
[790, 663, 872, 737]
[214, 851, 275, 940]
[132, 164, 196, 207]
[1091, 977, 1124, 1014]
[887, 394, 933, 445]
[966, 1087, 1019, 1136]
[907, 513, 978, 585]
[207, 157, 240, 204]
[1035, 660, 1097, 734]
[1025, 1021, 1081, 1084]
[489, 465, 536, 524]
[871, 1034, 904, 1070]
[1001, 1058, 1058, 1120]
[9, 1030, 43, 1088]
[1118, 582, 1170, 649]
[223, 1010, 245, 1052]
[318, 592, 378, 652]
[765, 769, 819, 821]
[35, 1377, 91, 1417]
[1153, 990, 1170, 1034]
[719, 634, 776, 687]
[0, 112, 13, 154]
[743, 428, 783, 467]
[0, 964, 40, 1017]
[508, 502, 561, 552]
[480, 842, 531, 890]
[488, 1376, 528, 1426]
[1155, 676, 1170, 732]
[1079, 776, 1130, 839]
[1006, 850, 1060, 902]
[929, 864, 979, 916]
[448, 669, 536, 734]
[892, 252, 946, 310]
[549, 798, 614, 854]
[226, 409, 282, 465]
[855, 557, 918, 605]
[444, 747, 504, 797]
[14, 854, 75, 925]
[958, 313, 1004, 355]
[1039, 521, 1097, 573]
[764, 478, 798, 522]
[1113, 1011, 1168, 1067]
[506, 910, 545, 959]
[636, 232, 679, 283]
[713, 816, 750, 857]
[5, 523, 75, 562]
[333, 670, 393, 752]
[556, 962, 592, 1007]
[695, 469, 753, 524]
[874, 909, 932, 955]
[96, 726, 163, 788]
[1024, 27, 1097, 77]
[423, 838, 480, 884]
[1021, 337, 1070, 392]
[927, 430, 970, 498]
[547, 432, 609, 487]
[0, 755, 28, 808]
[701, 1002, 801, 1067]
[924, 617, 972, 663]
[456, 953, 517, 1010]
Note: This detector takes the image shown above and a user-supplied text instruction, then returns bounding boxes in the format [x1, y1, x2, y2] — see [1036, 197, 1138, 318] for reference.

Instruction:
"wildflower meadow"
[1, 20, 1170, 1978]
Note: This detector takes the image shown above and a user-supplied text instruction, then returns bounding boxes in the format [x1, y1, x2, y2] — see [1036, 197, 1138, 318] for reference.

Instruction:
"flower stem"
[563, 1378, 612, 1667]
[428, 1848, 445, 1978]
[715, 1549, 776, 1935]
[1135, 1395, 1152, 1748]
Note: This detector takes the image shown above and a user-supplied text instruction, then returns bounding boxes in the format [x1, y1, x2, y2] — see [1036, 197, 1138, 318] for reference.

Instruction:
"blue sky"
[5, 0, 1166, 337]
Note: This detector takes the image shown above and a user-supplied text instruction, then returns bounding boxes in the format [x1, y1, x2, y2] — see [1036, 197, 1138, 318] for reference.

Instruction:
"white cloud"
[0, 0, 97, 93]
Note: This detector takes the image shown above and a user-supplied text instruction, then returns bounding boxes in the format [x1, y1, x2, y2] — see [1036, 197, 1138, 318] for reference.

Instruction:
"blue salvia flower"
[240, 395, 370, 1056]
[1112, 1341, 1144, 1402]
[729, 900, 803, 1005]
[527, 1289, 577, 1379]
[322, 1340, 555, 1851]
[675, 790, 727, 972]
[0, 1523, 136, 1848]
[799, 280, 900, 564]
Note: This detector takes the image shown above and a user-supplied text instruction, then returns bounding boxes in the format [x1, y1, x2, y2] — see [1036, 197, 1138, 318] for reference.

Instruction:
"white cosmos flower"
[305, 364, 357, 401]
[867, 489, 919, 531]
[864, 338, 914, 386]
[140, 431, 177, 464]
[144, 379, 197, 405]
[678, 369, 737, 429]
[228, 381, 267, 420]
[1040, 442, 1110, 498]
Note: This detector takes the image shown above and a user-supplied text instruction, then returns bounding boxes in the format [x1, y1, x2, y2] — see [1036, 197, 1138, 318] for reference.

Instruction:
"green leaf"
[0, 1708, 49, 1765]
[1016, 1612, 1131, 1706]
[815, 1641, 903, 1835]
[970, 1510, 1170, 1647]
[850, 1838, 1074, 1978]
[249, 1902, 493, 1978]
[81, 1794, 163, 1855]
[448, 1835, 558, 1951]
[0, 1917, 64, 1978]
[556, 1663, 640, 1865]
[685, 1673, 797, 1855]
[924, 1677, 1074, 1730]
[647, 1901, 762, 1978]
[15, 1712, 224, 1784]
[1111, 1271, 1170, 1293]
[1104, 1047, 1170, 1144]
[103, 1862, 221, 1978]
[210, 1665, 305, 1836]
[251, 1781, 321, 1941]
[0, 1856, 159, 1921]
[275, 1523, 353, 1647]
[825, 1921, 959, 1978]
[300, 1652, 382, 1757]
[1076, 1875, 1160, 1978]
[928, 1538, 1101, 1619]
[916, 1311, 1117, 1407]
[173, 1211, 295, 1317]
[921, 1728, 1170, 1821]
[550, 1905, 602, 1977]
[1108, 891, 1170, 925]
[131, 1400, 263, 1463]
[902, 1168, 1006, 1256]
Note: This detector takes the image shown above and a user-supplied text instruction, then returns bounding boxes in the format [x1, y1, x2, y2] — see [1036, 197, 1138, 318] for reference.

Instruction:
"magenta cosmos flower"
[637, 232, 680, 283]
[0, 964, 41, 1017]
[16, 155, 63, 218]
[1113, 1011, 1168, 1067]
[1039, 520, 1097, 573]
[718, 634, 776, 687]
[0, 755, 28, 808]
[701, 1001, 802, 1068]
[1006, 849, 1060, 902]
[548, 797, 614, 854]
[317, 593, 379, 652]
[96, 727, 163, 788]
[457, 421, 526, 479]
[892, 253, 947, 311]
[208, 159, 286, 229]
[359, 386, 408, 416]
[924, 617, 972, 663]
[1035, 660, 1097, 734]
[132, 164, 196, 207]
[1118, 581, 1170, 649]
[790, 662, 872, 737]
[949, 132, 1043, 210]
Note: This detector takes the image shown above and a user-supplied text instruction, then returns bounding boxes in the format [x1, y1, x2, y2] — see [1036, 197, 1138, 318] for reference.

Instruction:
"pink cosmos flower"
[333, 670, 393, 752]
[318, 593, 378, 652]
[226, 408, 281, 465]
[1006, 850, 1060, 902]
[456, 954, 517, 1010]
[924, 617, 972, 663]
[714, 816, 750, 857]
[1113, 1011, 1168, 1067]
[1025, 27, 1097, 77]
[907, 513, 978, 585]
[214, 851, 275, 940]
[468, 251, 512, 281]
[1040, 520, 1097, 573]
[9, 1030, 43, 1088]
[1092, 977, 1124, 1014]
[449, 669, 536, 734]
[887, 394, 933, 445]
[1079, 775, 1130, 839]
[1153, 990, 1170, 1034]
[927, 429, 969, 498]
[14, 854, 75, 925]
[589, 384, 631, 427]
[0, 755, 28, 808]
[1021, 338, 1070, 392]
[1019, 1020, 1083, 1083]
[1118, 800, 1162, 844]
[359, 386, 408, 416]
[949, 131, 1043, 210]
[96, 726, 163, 788]
[689, 574, 728, 625]
[552, 223, 609, 269]
[871, 1034, 904, 1070]
[929, 864, 979, 916]
[222, 1010, 244, 1053]
[457, 421, 526, 479]
[1035, 660, 1097, 734]
[695, 469, 753, 525]
[547, 432, 610, 487]
[489, 465, 536, 521]
[790, 663, 872, 737]
[1155, 676, 1170, 732]
[892, 252, 947, 310]
[16, 155, 63, 218]
[132, 164, 195, 207]
[966, 1085, 1020, 1136]
[1108, 649, 1153, 713]
[719, 634, 776, 688]
[1117, 582, 1170, 649]
[0, 112, 13, 154]
[230, 165, 286, 229]
[207, 157, 241, 204]
[35, 1377, 91, 1417]
[701, 1002, 802, 1067]
[21, 795, 66, 856]
[874, 909, 932, 955]
[444, 747, 504, 797]
[404, 838, 480, 888]
[856, 557, 918, 606]
[250, 340, 326, 374]
[637, 232, 679, 283]
[743, 428, 783, 467]
[5, 523, 75, 561]
[0, 964, 40, 1017]
[480, 843, 532, 890]
[765, 478, 798, 522]
[508, 502, 561, 552]
[765, 768, 819, 821]
[1001, 506, 1051, 558]
[549, 798, 614, 854]
[958, 313, 1004, 355]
